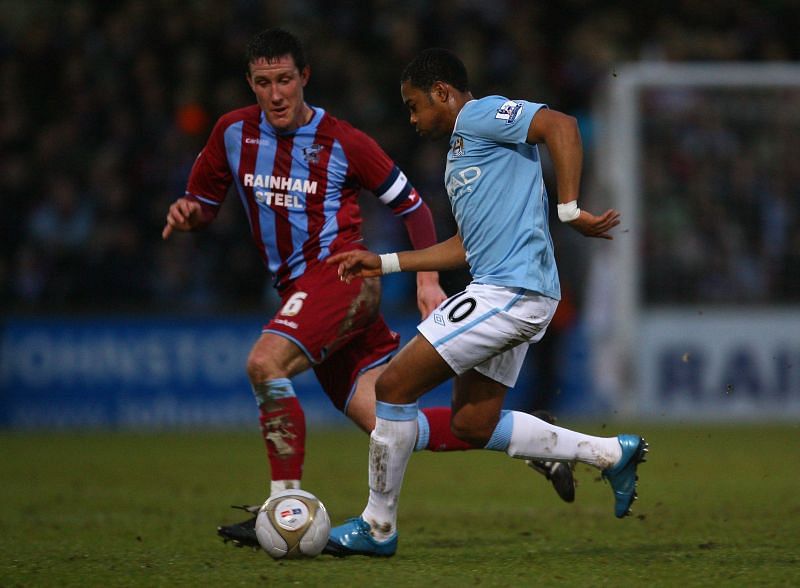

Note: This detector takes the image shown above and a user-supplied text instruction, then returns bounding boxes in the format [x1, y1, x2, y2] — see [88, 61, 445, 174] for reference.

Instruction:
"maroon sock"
[421, 407, 473, 451]
[258, 396, 306, 481]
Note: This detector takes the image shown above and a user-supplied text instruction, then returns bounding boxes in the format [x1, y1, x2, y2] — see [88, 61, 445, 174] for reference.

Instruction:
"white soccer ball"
[255, 489, 331, 559]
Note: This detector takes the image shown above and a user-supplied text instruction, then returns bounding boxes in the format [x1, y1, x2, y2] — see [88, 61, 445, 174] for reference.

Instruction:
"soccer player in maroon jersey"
[162, 28, 574, 547]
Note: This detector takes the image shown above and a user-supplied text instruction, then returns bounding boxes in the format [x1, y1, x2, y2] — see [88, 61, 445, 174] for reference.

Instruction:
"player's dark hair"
[246, 28, 307, 72]
[401, 48, 469, 93]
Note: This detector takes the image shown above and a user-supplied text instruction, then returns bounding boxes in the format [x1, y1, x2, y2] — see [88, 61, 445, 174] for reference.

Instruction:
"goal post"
[589, 62, 800, 420]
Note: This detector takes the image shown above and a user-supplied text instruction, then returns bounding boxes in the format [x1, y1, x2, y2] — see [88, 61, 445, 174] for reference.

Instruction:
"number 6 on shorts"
[280, 292, 308, 317]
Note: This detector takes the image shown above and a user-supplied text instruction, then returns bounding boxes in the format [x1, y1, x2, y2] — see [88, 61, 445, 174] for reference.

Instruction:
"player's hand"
[416, 275, 447, 319]
[326, 250, 382, 284]
[162, 198, 203, 239]
[568, 208, 621, 240]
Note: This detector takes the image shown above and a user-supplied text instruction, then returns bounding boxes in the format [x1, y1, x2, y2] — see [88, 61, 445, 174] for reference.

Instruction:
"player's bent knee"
[246, 349, 284, 383]
[246, 353, 266, 382]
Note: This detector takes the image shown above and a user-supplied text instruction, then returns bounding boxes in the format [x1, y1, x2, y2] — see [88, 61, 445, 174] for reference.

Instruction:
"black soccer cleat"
[217, 505, 261, 549]
[527, 410, 576, 503]
[526, 459, 576, 503]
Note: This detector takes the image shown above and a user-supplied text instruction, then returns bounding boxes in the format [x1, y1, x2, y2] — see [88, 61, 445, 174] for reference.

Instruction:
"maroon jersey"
[185, 104, 422, 289]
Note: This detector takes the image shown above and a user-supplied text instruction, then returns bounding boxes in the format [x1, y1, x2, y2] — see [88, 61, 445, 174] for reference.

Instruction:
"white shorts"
[417, 283, 558, 388]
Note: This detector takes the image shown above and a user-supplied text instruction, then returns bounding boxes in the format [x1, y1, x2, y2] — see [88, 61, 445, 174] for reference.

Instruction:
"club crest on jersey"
[495, 100, 523, 124]
[302, 143, 324, 163]
[451, 136, 465, 158]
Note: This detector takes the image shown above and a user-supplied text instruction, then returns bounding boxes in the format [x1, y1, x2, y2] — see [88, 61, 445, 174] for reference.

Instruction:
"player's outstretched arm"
[161, 198, 206, 239]
[527, 108, 621, 240]
[404, 234, 468, 272]
[328, 234, 468, 284]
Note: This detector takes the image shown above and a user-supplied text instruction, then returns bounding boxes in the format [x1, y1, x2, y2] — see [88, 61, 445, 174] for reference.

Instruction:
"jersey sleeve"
[341, 126, 422, 216]
[184, 116, 234, 216]
[459, 96, 545, 145]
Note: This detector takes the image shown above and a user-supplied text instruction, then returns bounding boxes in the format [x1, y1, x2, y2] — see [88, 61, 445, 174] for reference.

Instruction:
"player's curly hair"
[246, 28, 307, 72]
[401, 48, 469, 93]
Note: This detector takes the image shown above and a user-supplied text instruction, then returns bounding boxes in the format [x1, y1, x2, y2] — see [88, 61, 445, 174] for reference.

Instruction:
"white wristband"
[379, 253, 401, 275]
[557, 200, 581, 222]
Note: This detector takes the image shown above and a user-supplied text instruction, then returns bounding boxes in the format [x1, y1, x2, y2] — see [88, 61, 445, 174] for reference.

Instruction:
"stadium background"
[2, 0, 799, 429]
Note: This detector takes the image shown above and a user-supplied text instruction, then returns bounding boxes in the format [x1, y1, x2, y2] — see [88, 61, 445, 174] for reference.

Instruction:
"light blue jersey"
[445, 95, 560, 300]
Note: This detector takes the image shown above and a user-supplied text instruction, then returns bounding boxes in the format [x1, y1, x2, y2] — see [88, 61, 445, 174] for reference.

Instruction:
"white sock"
[506, 411, 622, 469]
[361, 404, 417, 541]
[270, 479, 300, 495]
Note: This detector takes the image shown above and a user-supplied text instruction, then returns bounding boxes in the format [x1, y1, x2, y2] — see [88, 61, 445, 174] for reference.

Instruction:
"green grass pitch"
[2, 423, 799, 586]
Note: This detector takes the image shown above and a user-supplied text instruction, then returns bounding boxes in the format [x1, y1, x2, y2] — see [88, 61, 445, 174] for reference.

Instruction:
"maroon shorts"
[263, 261, 400, 412]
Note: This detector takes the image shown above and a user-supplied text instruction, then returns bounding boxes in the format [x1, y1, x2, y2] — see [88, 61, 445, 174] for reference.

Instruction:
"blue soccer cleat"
[602, 434, 649, 518]
[323, 517, 398, 557]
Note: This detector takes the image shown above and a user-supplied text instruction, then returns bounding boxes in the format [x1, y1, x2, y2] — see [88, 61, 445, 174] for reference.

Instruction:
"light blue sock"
[484, 410, 513, 451]
[252, 377, 295, 406]
[414, 411, 430, 452]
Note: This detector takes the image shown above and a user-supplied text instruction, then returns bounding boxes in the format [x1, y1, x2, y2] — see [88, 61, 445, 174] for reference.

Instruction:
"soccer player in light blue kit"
[324, 48, 648, 557]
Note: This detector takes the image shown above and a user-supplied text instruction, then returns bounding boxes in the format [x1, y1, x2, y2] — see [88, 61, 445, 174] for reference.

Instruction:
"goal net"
[588, 63, 800, 420]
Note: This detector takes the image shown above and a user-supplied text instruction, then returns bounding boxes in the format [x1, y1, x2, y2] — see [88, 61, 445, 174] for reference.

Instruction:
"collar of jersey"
[261, 105, 325, 137]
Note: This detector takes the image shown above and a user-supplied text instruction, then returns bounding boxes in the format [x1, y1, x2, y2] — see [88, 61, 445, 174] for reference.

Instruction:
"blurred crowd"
[642, 86, 800, 303]
[2, 0, 799, 314]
